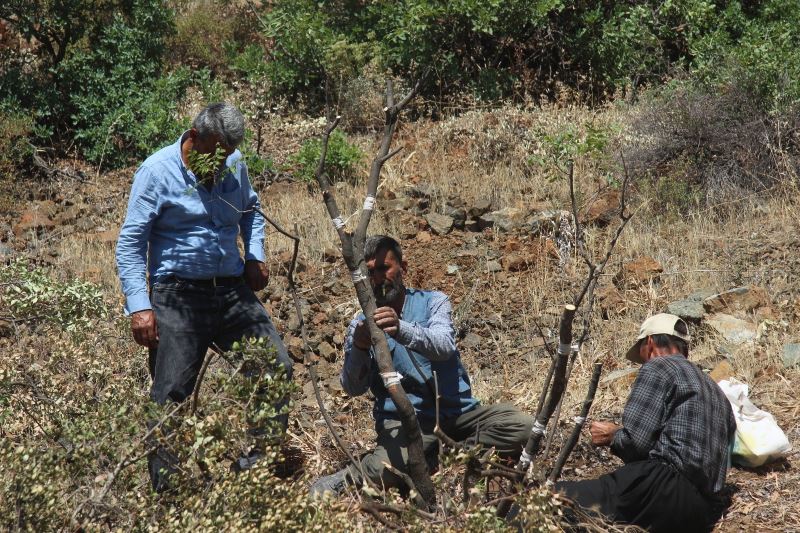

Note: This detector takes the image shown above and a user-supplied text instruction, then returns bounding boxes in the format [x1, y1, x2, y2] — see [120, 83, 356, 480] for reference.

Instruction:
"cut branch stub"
[313, 80, 435, 507]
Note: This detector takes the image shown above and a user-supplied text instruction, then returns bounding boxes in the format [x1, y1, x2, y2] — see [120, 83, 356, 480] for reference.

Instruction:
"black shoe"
[309, 468, 351, 498]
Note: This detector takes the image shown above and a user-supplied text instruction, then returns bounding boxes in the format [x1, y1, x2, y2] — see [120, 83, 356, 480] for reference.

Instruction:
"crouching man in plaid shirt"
[555, 314, 736, 533]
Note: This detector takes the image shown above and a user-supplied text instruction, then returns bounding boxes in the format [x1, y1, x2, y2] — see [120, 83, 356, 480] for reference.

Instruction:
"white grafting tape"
[574, 416, 586, 425]
[558, 343, 572, 355]
[531, 420, 547, 436]
[332, 216, 345, 229]
[380, 371, 402, 387]
[350, 270, 367, 284]
[363, 196, 376, 211]
[520, 449, 532, 464]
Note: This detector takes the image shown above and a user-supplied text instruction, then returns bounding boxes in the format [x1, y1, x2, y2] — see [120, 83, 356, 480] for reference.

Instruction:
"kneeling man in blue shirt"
[311, 235, 532, 496]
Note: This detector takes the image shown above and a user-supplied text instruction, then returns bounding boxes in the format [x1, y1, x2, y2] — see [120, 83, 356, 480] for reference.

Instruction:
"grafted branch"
[314, 79, 435, 507]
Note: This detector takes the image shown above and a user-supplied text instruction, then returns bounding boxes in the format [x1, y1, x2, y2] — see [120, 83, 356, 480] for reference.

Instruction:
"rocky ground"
[3, 108, 800, 530]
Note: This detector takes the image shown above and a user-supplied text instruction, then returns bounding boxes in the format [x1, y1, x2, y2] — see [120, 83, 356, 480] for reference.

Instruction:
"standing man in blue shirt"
[116, 102, 292, 490]
[310, 235, 532, 496]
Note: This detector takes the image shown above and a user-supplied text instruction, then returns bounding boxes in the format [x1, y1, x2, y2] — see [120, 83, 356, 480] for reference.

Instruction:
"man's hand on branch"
[131, 310, 158, 348]
[589, 421, 621, 446]
[373, 306, 400, 337]
[352, 306, 401, 350]
[244, 259, 269, 291]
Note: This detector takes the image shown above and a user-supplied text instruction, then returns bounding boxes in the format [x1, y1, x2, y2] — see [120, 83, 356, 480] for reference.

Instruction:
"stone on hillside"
[596, 285, 628, 315]
[286, 336, 305, 361]
[528, 209, 569, 237]
[416, 231, 432, 243]
[703, 286, 770, 316]
[276, 250, 307, 273]
[406, 183, 435, 199]
[501, 253, 535, 272]
[444, 206, 467, 229]
[486, 260, 502, 273]
[425, 212, 454, 235]
[317, 341, 336, 361]
[446, 264, 459, 275]
[687, 289, 717, 302]
[446, 196, 466, 209]
[464, 219, 481, 232]
[666, 299, 706, 321]
[13, 208, 55, 236]
[322, 248, 339, 263]
[782, 344, 800, 369]
[461, 332, 483, 349]
[467, 198, 493, 219]
[613, 256, 663, 288]
[384, 197, 412, 211]
[709, 359, 735, 382]
[705, 313, 757, 344]
[583, 189, 621, 226]
[478, 207, 526, 232]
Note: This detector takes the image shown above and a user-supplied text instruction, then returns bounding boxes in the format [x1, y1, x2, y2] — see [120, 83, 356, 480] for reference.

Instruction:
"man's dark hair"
[364, 235, 403, 262]
[650, 319, 689, 357]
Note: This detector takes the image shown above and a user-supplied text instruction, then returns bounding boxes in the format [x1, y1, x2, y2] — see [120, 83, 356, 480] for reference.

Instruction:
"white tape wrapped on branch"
[530, 420, 547, 437]
[557, 343, 571, 356]
[380, 371, 402, 388]
[519, 449, 533, 467]
[350, 270, 367, 284]
[362, 196, 376, 211]
[573, 416, 586, 426]
[332, 216, 345, 230]
[571, 342, 580, 354]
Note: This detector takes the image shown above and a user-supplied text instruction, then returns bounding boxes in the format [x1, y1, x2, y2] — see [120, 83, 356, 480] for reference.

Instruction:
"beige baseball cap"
[625, 313, 691, 363]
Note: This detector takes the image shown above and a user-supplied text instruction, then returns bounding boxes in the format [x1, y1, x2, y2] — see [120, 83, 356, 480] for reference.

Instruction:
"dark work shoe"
[231, 448, 264, 473]
[309, 467, 351, 498]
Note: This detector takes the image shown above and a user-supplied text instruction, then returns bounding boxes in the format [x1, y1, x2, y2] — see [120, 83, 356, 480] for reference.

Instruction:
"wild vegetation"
[1, 0, 799, 531]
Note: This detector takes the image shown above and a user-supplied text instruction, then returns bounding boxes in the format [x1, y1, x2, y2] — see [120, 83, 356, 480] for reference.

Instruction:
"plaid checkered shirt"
[611, 354, 736, 496]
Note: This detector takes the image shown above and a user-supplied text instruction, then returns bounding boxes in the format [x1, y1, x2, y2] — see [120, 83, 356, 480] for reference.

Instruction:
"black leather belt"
[174, 275, 243, 287]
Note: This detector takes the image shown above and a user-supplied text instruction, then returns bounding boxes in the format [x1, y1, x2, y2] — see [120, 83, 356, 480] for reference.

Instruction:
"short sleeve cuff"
[124, 293, 152, 316]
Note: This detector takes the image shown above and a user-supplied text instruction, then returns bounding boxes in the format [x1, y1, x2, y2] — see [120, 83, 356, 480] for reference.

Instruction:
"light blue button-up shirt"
[115, 133, 265, 315]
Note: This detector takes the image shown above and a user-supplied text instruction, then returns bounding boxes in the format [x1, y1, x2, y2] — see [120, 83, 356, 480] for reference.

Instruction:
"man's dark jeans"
[146, 276, 292, 491]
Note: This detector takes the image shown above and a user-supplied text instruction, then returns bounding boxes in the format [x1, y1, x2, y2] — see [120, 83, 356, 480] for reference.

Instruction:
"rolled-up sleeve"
[393, 292, 458, 362]
[116, 167, 160, 315]
[341, 317, 373, 396]
[238, 161, 265, 262]
[611, 364, 670, 463]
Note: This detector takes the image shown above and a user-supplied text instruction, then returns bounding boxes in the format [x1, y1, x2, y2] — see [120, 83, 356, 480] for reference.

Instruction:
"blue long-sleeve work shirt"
[115, 133, 265, 315]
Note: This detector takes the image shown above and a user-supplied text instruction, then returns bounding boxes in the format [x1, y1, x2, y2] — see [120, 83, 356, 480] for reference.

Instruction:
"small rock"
[501, 253, 535, 272]
[528, 209, 569, 237]
[446, 196, 466, 209]
[613, 256, 663, 288]
[596, 285, 628, 316]
[460, 332, 483, 349]
[703, 286, 770, 316]
[479, 208, 527, 232]
[666, 299, 705, 321]
[322, 248, 339, 263]
[582, 189, 621, 226]
[782, 344, 800, 369]
[467, 198, 493, 219]
[406, 183, 435, 199]
[13, 208, 55, 236]
[425, 212, 454, 236]
[444, 206, 467, 229]
[709, 360, 735, 382]
[416, 231, 432, 243]
[446, 264, 459, 275]
[0, 319, 12, 337]
[486, 260, 502, 273]
[705, 313, 757, 344]
[275, 250, 307, 274]
[464, 219, 482, 232]
[332, 333, 345, 347]
[687, 289, 717, 302]
[317, 341, 336, 361]
[286, 336, 305, 361]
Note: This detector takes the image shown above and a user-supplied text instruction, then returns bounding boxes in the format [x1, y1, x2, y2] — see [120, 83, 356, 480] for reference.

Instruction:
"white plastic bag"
[717, 378, 792, 467]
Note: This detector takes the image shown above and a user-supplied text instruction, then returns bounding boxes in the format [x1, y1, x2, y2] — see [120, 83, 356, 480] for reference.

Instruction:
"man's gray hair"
[364, 235, 403, 263]
[192, 102, 245, 148]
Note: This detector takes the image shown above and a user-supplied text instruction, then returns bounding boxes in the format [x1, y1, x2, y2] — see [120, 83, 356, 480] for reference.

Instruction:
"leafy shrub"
[171, 0, 236, 74]
[292, 130, 363, 182]
[0, 105, 34, 178]
[0, 260, 106, 335]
